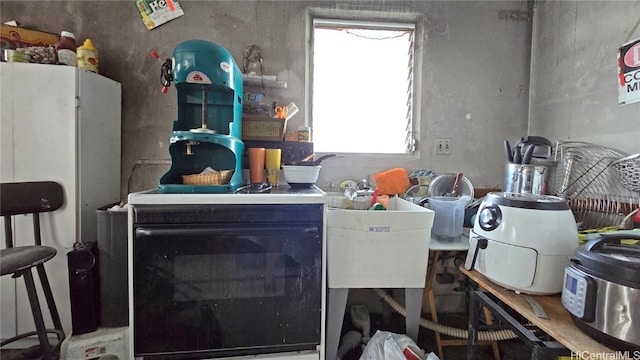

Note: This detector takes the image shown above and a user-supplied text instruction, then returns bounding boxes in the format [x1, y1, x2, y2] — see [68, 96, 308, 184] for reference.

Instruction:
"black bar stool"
[1, 181, 66, 359]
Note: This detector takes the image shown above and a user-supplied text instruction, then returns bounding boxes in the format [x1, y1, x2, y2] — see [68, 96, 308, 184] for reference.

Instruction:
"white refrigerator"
[0, 62, 121, 342]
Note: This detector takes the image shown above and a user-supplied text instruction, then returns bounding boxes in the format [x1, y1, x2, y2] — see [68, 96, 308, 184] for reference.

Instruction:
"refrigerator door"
[0, 62, 121, 340]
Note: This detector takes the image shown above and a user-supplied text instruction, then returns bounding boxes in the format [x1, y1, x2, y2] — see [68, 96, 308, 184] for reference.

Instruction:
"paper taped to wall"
[136, 0, 184, 30]
[617, 38, 640, 106]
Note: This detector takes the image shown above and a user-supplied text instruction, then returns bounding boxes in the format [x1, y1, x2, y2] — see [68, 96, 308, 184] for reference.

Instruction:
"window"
[310, 17, 418, 155]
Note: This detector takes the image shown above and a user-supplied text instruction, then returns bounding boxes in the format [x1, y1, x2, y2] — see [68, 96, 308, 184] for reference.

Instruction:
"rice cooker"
[561, 234, 640, 350]
[464, 192, 578, 294]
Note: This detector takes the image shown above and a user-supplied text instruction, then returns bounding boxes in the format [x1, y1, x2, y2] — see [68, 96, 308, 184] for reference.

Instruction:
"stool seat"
[1, 246, 57, 275]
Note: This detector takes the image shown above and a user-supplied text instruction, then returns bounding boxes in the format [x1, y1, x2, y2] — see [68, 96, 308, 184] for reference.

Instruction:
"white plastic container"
[327, 197, 434, 288]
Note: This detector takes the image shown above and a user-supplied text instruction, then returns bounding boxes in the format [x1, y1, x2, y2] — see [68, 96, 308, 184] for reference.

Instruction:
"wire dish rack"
[553, 142, 640, 230]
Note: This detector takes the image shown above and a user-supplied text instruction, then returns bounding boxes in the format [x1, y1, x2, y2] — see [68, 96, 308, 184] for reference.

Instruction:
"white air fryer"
[465, 192, 578, 294]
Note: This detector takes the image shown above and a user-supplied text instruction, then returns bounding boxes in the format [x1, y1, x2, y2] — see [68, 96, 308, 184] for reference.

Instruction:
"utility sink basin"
[326, 197, 434, 288]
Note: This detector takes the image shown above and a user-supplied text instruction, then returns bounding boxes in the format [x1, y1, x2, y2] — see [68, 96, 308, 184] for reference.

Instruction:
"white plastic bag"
[359, 330, 439, 360]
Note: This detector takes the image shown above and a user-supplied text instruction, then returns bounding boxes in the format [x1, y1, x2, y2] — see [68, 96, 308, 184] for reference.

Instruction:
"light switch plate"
[435, 138, 452, 155]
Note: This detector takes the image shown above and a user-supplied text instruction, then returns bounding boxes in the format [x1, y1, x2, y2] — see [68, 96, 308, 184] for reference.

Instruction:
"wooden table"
[422, 231, 500, 360]
[460, 266, 617, 359]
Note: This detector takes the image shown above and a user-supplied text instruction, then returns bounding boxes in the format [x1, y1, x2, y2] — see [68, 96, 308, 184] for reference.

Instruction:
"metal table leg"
[466, 289, 481, 360]
[467, 290, 571, 360]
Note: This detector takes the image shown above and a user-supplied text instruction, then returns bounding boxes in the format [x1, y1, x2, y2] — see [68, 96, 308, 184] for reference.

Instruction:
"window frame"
[305, 9, 424, 160]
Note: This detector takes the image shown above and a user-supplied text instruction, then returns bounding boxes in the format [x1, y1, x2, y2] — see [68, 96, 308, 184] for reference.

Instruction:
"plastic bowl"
[428, 173, 474, 202]
[281, 165, 321, 187]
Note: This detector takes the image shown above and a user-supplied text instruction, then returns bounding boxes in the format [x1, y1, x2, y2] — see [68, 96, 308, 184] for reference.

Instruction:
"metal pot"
[562, 234, 640, 350]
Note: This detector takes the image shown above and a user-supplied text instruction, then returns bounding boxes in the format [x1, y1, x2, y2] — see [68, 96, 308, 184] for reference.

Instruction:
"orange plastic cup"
[248, 148, 266, 184]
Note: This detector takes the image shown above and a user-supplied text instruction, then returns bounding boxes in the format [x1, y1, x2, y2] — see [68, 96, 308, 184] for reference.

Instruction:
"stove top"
[128, 185, 327, 205]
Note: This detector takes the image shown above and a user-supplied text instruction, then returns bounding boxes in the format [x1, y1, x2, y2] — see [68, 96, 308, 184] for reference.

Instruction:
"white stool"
[60, 327, 129, 360]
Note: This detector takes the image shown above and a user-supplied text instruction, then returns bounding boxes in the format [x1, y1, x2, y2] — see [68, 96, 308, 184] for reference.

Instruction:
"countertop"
[128, 185, 327, 205]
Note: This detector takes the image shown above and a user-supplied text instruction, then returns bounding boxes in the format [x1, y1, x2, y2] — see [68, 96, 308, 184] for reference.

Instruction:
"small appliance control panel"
[561, 265, 596, 323]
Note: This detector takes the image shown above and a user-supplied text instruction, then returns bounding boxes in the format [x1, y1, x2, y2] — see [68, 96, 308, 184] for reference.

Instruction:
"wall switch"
[435, 138, 452, 155]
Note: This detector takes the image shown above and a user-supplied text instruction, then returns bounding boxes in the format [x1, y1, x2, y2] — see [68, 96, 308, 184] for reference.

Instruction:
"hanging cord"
[624, 14, 640, 44]
[373, 288, 520, 341]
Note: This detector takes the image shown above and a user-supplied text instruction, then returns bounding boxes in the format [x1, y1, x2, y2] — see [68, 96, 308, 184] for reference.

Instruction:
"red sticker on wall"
[624, 42, 640, 68]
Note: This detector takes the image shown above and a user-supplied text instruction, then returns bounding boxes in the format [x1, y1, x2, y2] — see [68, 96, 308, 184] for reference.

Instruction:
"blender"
[158, 40, 244, 192]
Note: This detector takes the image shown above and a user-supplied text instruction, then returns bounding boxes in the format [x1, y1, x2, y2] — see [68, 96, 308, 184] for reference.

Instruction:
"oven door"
[132, 204, 323, 359]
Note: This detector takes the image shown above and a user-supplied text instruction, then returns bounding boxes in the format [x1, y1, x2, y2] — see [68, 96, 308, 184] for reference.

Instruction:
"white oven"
[127, 188, 326, 360]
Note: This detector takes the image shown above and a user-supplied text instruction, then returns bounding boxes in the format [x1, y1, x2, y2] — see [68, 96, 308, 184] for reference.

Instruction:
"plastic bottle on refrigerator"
[77, 39, 99, 73]
[55, 31, 77, 66]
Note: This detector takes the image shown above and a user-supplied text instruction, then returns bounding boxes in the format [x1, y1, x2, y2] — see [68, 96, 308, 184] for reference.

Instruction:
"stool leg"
[23, 270, 53, 360]
[36, 263, 64, 334]
[482, 307, 501, 360]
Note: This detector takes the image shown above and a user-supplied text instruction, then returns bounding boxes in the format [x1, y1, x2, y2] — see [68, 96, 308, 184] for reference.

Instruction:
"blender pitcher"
[428, 196, 470, 242]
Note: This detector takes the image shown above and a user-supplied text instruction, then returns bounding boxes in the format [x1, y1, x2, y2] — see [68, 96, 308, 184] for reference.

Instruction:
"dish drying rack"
[553, 142, 640, 230]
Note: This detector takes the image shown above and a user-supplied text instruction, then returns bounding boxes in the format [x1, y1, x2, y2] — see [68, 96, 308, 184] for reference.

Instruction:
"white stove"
[127, 186, 327, 360]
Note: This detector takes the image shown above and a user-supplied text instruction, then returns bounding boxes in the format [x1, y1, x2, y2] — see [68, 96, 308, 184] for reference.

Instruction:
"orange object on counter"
[377, 194, 389, 208]
[374, 168, 410, 195]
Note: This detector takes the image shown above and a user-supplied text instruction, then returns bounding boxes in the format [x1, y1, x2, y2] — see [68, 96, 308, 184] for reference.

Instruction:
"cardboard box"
[1, 24, 59, 52]
[327, 197, 434, 288]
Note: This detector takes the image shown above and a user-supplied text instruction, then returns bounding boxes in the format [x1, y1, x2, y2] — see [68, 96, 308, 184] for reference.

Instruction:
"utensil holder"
[504, 160, 558, 195]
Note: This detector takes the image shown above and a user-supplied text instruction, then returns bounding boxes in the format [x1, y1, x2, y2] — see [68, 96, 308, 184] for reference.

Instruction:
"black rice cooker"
[561, 233, 640, 350]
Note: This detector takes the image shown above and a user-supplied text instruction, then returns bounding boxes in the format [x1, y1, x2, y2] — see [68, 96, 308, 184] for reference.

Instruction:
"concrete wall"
[529, 0, 640, 154]
[1, 1, 533, 199]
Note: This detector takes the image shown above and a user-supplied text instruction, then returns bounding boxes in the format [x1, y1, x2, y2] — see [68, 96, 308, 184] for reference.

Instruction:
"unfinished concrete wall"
[1, 1, 533, 199]
[529, 0, 640, 154]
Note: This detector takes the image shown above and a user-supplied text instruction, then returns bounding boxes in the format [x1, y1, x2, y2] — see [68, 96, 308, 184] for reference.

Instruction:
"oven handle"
[135, 225, 319, 238]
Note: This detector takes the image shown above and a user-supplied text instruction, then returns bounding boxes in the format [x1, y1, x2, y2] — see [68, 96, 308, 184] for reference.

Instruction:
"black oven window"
[132, 204, 323, 359]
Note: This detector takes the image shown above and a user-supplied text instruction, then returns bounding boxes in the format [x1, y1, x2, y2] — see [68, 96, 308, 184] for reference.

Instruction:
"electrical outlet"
[434, 138, 452, 155]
